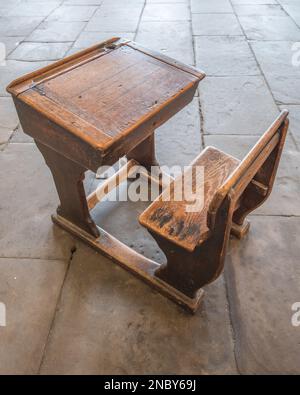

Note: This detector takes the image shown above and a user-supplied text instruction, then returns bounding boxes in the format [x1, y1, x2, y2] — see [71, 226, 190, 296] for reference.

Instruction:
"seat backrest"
[208, 110, 289, 229]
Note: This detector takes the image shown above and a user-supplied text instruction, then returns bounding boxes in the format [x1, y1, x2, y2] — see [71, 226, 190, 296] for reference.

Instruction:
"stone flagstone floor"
[0, 0, 300, 374]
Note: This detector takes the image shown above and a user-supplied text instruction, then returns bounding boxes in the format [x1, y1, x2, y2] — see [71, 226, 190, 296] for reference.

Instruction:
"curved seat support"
[153, 195, 233, 298]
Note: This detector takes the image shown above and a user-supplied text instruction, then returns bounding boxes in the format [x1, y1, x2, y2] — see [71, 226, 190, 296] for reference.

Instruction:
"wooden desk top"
[7, 38, 205, 165]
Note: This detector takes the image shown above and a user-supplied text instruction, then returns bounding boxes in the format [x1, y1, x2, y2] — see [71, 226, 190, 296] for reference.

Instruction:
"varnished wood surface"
[139, 147, 240, 252]
[35, 45, 197, 139]
[7, 38, 204, 157]
[6, 37, 123, 95]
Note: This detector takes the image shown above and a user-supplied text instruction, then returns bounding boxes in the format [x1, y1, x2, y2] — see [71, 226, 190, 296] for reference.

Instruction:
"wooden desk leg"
[36, 141, 99, 238]
[127, 133, 159, 170]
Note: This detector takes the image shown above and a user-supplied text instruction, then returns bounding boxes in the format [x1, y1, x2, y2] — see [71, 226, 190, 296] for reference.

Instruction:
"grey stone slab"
[279, 0, 300, 3]
[85, 18, 138, 33]
[234, 4, 287, 16]
[249, 42, 300, 103]
[192, 13, 243, 36]
[250, 41, 299, 77]
[267, 75, 300, 105]
[3, 1, 61, 17]
[148, 0, 188, 3]
[0, 60, 50, 96]
[0, 128, 13, 145]
[250, 41, 300, 104]
[0, 36, 24, 56]
[204, 134, 300, 216]
[194, 36, 259, 76]
[64, 0, 103, 4]
[8, 42, 71, 61]
[239, 15, 300, 41]
[74, 31, 134, 49]
[156, 98, 202, 169]
[232, 0, 277, 3]
[0, 16, 44, 37]
[90, 4, 143, 20]
[0, 257, 67, 374]
[204, 134, 258, 160]
[85, 6, 141, 33]
[0, 0, 21, 15]
[136, 21, 194, 65]
[225, 216, 300, 374]
[280, 105, 300, 149]
[26, 21, 85, 42]
[254, 146, 300, 215]
[191, 0, 233, 14]
[142, 3, 190, 21]
[100, 0, 145, 8]
[282, 4, 300, 26]
[0, 143, 76, 259]
[39, 243, 237, 374]
[46, 5, 98, 22]
[10, 124, 33, 143]
[200, 76, 279, 135]
[0, 97, 19, 130]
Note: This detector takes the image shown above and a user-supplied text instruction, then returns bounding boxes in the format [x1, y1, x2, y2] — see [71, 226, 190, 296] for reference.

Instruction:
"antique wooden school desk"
[7, 38, 206, 311]
[7, 37, 288, 313]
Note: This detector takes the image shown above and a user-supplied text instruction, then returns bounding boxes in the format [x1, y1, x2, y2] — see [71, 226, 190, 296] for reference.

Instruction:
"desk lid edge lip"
[6, 38, 205, 97]
[6, 37, 124, 97]
[126, 41, 206, 80]
[6, 38, 205, 152]
[18, 89, 112, 149]
[14, 66, 200, 152]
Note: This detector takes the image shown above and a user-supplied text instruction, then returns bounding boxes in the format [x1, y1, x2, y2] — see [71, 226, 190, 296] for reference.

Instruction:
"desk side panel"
[13, 97, 104, 172]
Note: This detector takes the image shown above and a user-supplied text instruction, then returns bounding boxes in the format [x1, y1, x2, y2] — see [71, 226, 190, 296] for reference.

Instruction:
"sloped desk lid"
[7, 38, 205, 153]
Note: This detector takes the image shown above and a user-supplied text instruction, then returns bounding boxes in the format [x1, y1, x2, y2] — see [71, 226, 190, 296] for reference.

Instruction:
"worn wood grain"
[8, 39, 203, 158]
[139, 147, 240, 252]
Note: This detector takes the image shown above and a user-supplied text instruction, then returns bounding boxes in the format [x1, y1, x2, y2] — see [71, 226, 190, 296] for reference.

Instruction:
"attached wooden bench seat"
[139, 147, 240, 252]
[139, 111, 289, 305]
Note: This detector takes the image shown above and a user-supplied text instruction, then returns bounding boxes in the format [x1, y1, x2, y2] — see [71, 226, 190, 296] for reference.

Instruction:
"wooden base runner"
[53, 214, 204, 313]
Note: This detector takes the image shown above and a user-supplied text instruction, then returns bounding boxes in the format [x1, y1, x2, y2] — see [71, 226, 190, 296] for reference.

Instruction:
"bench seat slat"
[139, 147, 240, 252]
